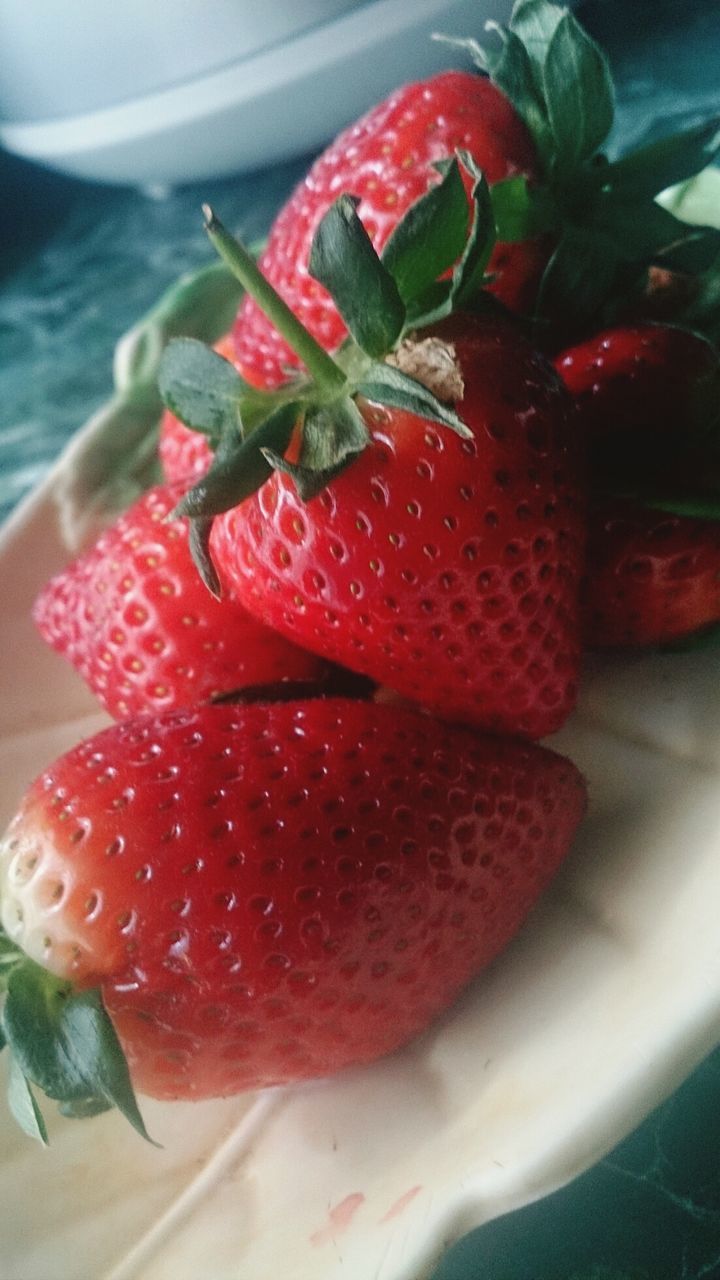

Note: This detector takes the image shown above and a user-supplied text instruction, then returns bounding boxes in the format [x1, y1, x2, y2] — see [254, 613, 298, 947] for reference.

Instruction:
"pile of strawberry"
[2, 0, 720, 1143]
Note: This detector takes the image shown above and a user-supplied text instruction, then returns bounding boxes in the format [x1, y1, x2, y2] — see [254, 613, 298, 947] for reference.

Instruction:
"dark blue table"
[1, 3, 719, 1275]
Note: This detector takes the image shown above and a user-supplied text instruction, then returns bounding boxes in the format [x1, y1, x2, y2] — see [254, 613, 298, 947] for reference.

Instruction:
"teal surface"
[432, 1052, 720, 1279]
[1, 2, 720, 1277]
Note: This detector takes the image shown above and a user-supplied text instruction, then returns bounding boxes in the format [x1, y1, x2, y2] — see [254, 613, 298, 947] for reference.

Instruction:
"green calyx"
[0, 929, 154, 1145]
[446, 0, 720, 343]
[159, 154, 491, 591]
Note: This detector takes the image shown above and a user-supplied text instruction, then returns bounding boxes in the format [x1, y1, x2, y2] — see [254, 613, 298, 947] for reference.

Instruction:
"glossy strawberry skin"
[213, 314, 585, 739]
[0, 699, 586, 1099]
[33, 485, 325, 719]
[233, 71, 542, 389]
[584, 501, 720, 647]
[554, 324, 720, 443]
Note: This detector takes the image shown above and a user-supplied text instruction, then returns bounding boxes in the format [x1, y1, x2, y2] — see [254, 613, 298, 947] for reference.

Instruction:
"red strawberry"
[0, 697, 586, 1112]
[33, 484, 326, 719]
[555, 324, 720, 647]
[554, 324, 720, 444]
[584, 500, 720, 647]
[233, 71, 542, 389]
[159, 334, 235, 484]
[212, 312, 585, 739]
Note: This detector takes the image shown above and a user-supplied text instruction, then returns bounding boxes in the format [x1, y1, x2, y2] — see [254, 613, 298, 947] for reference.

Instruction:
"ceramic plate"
[2, 226, 720, 1280]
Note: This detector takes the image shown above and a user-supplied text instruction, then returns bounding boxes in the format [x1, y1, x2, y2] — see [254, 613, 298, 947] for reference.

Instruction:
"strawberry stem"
[202, 205, 348, 396]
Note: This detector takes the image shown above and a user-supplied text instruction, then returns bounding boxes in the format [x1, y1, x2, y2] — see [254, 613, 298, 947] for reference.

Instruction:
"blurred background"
[1, 1, 720, 1276]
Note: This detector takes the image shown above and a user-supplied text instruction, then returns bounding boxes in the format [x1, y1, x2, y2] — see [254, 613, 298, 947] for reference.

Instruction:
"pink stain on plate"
[380, 1184, 423, 1223]
[310, 1192, 366, 1246]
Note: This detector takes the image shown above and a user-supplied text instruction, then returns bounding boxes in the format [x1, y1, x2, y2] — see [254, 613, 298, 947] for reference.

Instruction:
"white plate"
[2, 386, 720, 1279]
[0, 0, 511, 186]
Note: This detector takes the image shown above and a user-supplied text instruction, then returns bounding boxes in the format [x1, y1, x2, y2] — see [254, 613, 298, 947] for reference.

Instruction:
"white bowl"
[1, 323, 720, 1279]
[0, 0, 511, 186]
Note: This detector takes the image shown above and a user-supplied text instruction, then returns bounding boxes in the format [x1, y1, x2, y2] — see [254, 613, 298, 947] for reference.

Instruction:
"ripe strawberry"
[212, 312, 584, 739]
[554, 324, 720, 445]
[0, 697, 586, 1116]
[584, 501, 720, 647]
[33, 484, 326, 719]
[159, 334, 235, 484]
[232, 71, 541, 389]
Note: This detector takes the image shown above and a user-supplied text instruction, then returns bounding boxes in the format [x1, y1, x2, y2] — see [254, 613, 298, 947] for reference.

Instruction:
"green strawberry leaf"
[643, 492, 720, 521]
[175, 400, 299, 521]
[542, 11, 614, 176]
[7, 1055, 48, 1145]
[590, 195, 708, 263]
[483, 23, 552, 167]
[3, 960, 154, 1144]
[58, 1095, 114, 1119]
[403, 154, 496, 329]
[309, 195, 406, 359]
[262, 397, 369, 502]
[356, 364, 470, 437]
[261, 451, 350, 503]
[301, 397, 370, 471]
[535, 226, 621, 339]
[404, 280, 454, 329]
[381, 157, 469, 305]
[657, 227, 720, 275]
[490, 174, 556, 241]
[602, 120, 720, 204]
[450, 153, 496, 308]
[189, 516, 222, 598]
[158, 337, 248, 442]
[509, 0, 564, 89]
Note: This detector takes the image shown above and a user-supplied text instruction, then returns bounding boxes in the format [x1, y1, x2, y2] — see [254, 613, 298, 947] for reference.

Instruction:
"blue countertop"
[1, 2, 720, 1276]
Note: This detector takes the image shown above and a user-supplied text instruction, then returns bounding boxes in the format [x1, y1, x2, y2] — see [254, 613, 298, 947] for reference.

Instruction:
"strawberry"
[212, 310, 584, 739]
[0, 696, 586, 1132]
[33, 484, 326, 720]
[554, 324, 720, 446]
[232, 70, 542, 389]
[584, 501, 720, 647]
